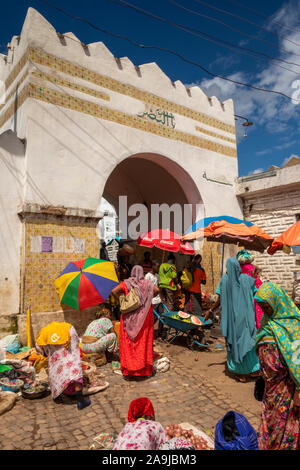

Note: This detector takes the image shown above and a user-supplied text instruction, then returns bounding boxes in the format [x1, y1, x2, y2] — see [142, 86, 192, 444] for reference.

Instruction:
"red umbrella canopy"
[268, 221, 300, 255]
[137, 229, 194, 255]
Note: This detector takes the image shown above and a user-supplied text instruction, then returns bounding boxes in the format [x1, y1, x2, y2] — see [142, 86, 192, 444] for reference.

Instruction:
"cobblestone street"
[0, 335, 261, 450]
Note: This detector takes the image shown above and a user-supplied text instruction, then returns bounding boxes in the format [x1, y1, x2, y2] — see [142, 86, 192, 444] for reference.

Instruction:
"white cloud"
[248, 168, 264, 175]
[185, 0, 300, 146]
[256, 149, 269, 156]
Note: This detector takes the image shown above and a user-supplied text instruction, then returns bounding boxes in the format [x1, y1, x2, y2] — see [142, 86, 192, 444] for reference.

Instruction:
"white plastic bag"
[0, 334, 20, 350]
[0, 347, 5, 362]
[154, 356, 170, 373]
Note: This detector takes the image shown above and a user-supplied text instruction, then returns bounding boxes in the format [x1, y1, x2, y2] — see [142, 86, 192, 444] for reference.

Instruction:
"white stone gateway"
[0, 8, 241, 338]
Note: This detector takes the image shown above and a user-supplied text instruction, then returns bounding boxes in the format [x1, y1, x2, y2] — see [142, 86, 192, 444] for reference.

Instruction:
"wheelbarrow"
[153, 305, 213, 350]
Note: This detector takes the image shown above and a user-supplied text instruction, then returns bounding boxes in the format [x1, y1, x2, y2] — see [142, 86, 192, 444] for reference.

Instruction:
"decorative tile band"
[195, 125, 236, 144]
[0, 70, 29, 113]
[0, 84, 29, 129]
[5, 50, 29, 90]
[29, 48, 236, 135]
[23, 218, 99, 313]
[28, 83, 237, 157]
[3, 47, 236, 135]
[0, 78, 237, 158]
[31, 70, 110, 102]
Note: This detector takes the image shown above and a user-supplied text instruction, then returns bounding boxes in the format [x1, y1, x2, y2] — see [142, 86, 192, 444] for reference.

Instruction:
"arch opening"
[101, 153, 205, 268]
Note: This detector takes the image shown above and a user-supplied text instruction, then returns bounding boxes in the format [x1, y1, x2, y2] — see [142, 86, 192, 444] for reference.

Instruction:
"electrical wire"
[37, 0, 300, 102]
[168, 0, 300, 60]
[225, 0, 300, 36]
[192, 0, 300, 49]
[110, 0, 300, 74]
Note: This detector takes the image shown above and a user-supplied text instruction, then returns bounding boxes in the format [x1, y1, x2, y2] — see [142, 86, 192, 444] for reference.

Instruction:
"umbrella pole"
[221, 243, 225, 278]
[210, 244, 215, 293]
[162, 250, 166, 263]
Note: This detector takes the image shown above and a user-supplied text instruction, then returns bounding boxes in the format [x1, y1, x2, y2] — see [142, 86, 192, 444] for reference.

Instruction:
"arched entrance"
[103, 152, 203, 231]
[102, 152, 204, 270]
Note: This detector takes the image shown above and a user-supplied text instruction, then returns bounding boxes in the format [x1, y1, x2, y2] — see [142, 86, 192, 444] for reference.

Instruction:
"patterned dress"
[81, 318, 118, 355]
[113, 419, 166, 450]
[258, 343, 300, 450]
[36, 326, 83, 399]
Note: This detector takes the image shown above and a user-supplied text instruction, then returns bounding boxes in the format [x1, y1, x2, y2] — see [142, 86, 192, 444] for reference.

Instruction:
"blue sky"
[1, 0, 300, 176]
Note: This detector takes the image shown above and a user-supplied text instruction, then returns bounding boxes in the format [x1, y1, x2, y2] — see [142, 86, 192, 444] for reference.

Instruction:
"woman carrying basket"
[111, 265, 160, 379]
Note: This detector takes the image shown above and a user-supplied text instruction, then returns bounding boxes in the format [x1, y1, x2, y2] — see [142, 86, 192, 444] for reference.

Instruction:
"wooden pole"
[26, 305, 31, 348]
[221, 243, 225, 278]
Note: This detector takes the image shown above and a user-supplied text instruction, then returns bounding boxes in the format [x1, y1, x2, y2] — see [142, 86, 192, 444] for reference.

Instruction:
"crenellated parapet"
[0, 7, 236, 154]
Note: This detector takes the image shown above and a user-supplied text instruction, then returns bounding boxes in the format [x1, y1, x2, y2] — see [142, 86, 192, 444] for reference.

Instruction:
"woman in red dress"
[111, 265, 160, 379]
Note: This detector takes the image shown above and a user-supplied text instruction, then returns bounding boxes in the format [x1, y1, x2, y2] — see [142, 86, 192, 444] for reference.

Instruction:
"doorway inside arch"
[101, 153, 222, 291]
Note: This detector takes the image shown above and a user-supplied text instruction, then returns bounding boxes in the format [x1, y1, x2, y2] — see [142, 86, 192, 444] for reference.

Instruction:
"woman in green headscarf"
[255, 282, 300, 450]
[204, 257, 259, 381]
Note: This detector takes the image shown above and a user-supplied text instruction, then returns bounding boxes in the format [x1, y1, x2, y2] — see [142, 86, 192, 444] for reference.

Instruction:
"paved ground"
[0, 326, 262, 450]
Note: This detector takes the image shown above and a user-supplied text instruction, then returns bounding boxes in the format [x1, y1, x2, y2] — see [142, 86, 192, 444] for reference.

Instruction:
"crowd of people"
[33, 245, 300, 450]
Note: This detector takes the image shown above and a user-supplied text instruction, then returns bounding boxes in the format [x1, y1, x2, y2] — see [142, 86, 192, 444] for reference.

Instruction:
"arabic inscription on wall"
[137, 107, 176, 129]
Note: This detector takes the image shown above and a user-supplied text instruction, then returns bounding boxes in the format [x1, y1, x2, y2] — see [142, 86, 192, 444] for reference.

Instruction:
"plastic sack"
[181, 270, 193, 289]
[0, 335, 20, 353]
[0, 348, 5, 362]
[154, 356, 170, 373]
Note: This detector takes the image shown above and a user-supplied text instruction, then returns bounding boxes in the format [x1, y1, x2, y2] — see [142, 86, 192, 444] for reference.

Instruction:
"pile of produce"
[165, 424, 211, 450]
[23, 383, 47, 394]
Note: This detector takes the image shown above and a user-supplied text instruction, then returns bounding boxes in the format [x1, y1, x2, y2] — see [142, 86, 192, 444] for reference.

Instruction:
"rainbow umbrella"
[55, 258, 119, 311]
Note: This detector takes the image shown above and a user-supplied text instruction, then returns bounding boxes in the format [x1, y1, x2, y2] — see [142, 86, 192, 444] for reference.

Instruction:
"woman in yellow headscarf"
[255, 282, 300, 450]
[36, 322, 90, 410]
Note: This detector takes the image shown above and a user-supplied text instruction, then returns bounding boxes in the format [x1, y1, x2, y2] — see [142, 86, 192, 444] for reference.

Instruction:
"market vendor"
[35, 321, 90, 410]
[159, 254, 177, 311]
[81, 304, 118, 362]
[113, 397, 166, 450]
[184, 255, 206, 316]
[142, 251, 153, 275]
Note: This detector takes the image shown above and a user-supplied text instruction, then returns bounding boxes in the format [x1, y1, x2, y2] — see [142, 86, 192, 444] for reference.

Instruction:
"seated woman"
[215, 411, 259, 450]
[81, 304, 118, 360]
[36, 321, 90, 410]
[113, 398, 166, 450]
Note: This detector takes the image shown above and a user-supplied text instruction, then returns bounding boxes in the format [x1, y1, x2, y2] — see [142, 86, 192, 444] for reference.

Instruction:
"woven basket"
[83, 352, 107, 367]
[81, 361, 97, 377]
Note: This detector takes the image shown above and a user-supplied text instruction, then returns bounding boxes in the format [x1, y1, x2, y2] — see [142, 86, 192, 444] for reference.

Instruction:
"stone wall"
[0, 313, 18, 340]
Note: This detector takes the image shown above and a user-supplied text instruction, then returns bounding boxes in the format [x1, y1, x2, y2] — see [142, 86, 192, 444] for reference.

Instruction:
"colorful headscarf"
[215, 411, 259, 450]
[236, 249, 254, 265]
[159, 437, 195, 450]
[36, 322, 72, 349]
[255, 282, 300, 389]
[219, 258, 256, 364]
[123, 265, 154, 341]
[128, 397, 155, 422]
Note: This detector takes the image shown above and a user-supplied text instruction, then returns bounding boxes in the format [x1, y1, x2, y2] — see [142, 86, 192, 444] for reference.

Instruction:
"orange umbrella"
[182, 220, 273, 253]
[267, 221, 300, 255]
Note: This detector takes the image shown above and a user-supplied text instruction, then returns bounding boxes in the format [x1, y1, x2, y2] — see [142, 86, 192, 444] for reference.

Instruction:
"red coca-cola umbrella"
[137, 229, 194, 255]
